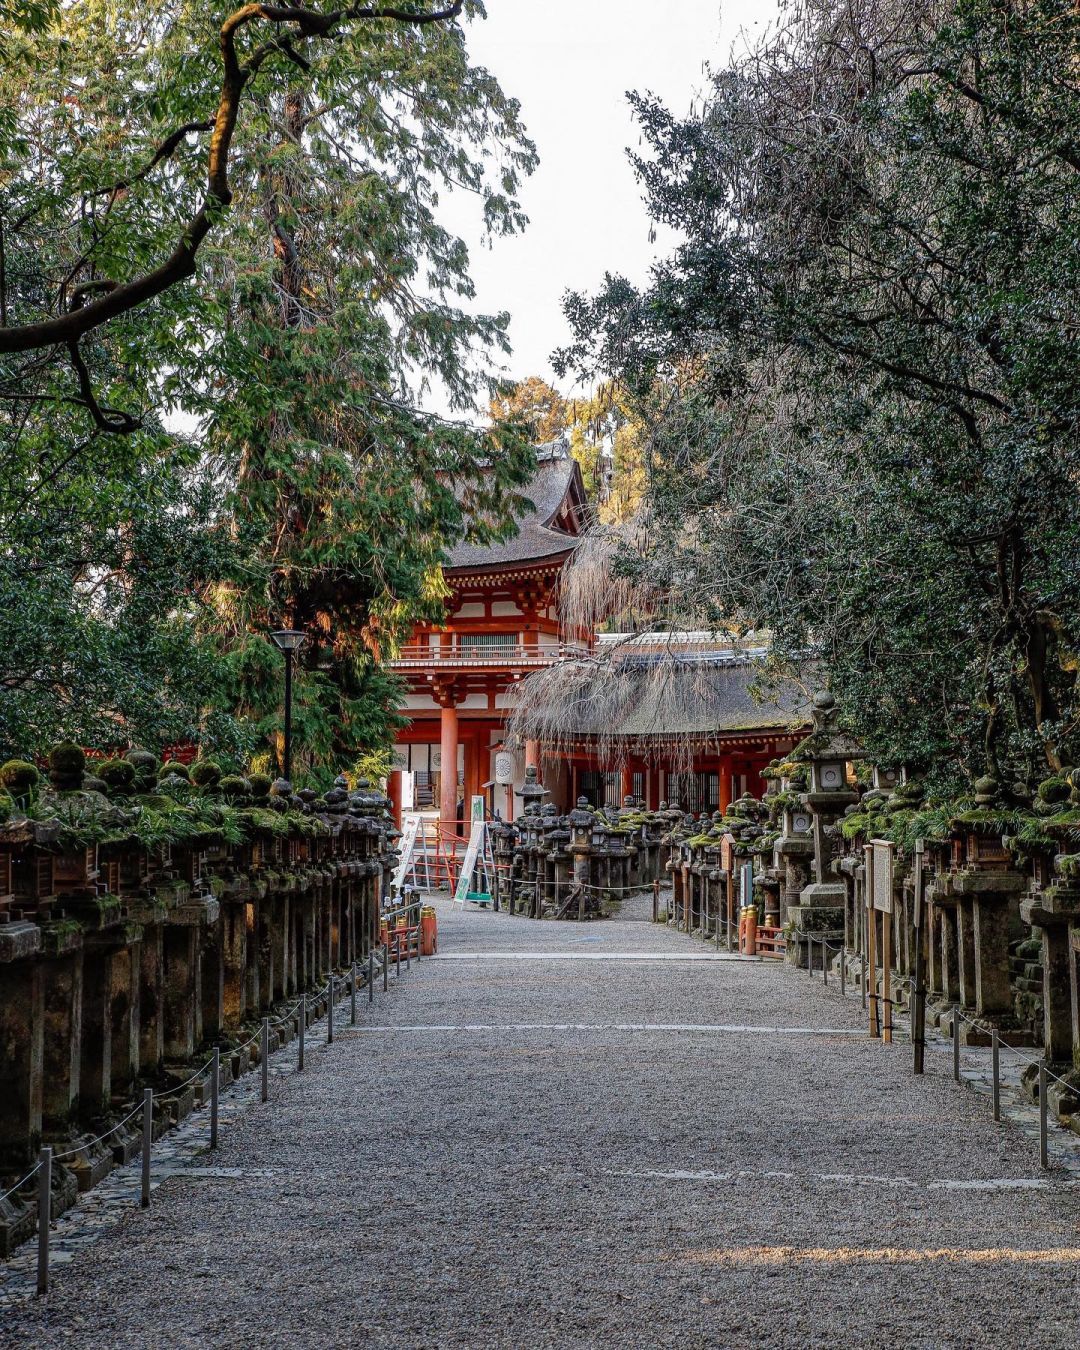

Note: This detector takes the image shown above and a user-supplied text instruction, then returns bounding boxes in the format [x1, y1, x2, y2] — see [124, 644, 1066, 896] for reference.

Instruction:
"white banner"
[454, 820, 486, 905]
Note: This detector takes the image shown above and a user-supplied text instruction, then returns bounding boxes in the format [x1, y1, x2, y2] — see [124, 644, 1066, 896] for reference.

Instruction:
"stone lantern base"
[786, 880, 846, 967]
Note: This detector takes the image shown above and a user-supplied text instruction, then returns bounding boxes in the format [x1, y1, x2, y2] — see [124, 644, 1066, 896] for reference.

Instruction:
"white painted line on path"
[346, 1022, 863, 1035]
[609, 1167, 1080, 1193]
[430, 951, 764, 962]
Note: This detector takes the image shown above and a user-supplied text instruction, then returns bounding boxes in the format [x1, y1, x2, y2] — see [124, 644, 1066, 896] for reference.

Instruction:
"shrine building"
[387, 441, 807, 829]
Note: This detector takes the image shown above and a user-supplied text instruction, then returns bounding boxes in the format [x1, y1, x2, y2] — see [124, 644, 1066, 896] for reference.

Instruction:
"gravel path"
[5, 893, 1080, 1348]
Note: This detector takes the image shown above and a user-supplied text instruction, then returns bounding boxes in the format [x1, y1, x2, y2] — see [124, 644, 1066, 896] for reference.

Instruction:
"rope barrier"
[50, 1102, 146, 1161]
[0, 1160, 41, 1204]
[579, 881, 670, 895]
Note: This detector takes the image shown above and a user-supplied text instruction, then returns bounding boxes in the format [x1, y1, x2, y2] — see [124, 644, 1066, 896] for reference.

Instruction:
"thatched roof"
[506, 640, 809, 769]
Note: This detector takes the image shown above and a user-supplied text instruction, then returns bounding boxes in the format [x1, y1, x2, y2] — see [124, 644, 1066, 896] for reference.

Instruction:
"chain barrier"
[3, 933, 416, 1297]
[796, 933, 1073, 1171]
[954, 1007, 1073, 1092]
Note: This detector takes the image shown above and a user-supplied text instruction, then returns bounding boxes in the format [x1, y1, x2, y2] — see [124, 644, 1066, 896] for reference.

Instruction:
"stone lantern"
[773, 784, 814, 925]
[566, 797, 597, 919]
[515, 764, 548, 815]
[790, 692, 863, 963]
[946, 775, 1027, 1038]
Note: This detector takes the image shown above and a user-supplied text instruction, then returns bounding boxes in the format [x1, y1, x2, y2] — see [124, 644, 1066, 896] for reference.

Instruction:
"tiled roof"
[446, 443, 584, 572]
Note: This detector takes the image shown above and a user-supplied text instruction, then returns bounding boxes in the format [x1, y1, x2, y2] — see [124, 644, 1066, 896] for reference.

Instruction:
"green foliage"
[1, 1, 538, 776]
[558, 0, 1080, 789]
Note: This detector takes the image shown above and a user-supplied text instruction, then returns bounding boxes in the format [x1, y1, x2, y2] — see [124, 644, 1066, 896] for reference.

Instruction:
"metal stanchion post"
[383, 942, 389, 992]
[823, 942, 829, 986]
[351, 960, 358, 1025]
[952, 1005, 960, 1082]
[840, 947, 846, 996]
[327, 978, 334, 1046]
[652, 879, 659, 923]
[36, 1146, 51, 1296]
[368, 949, 374, 1003]
[261, 1017, 270, 1101]
[395, 935, 401, 978]
[298, 994, 306, 1071]
[210, 1046, 220, 1150]
[141, 1088, 153, 1208]
[406, 930, 411, 972]
[991, 1029, 1000, 1122]
[1039, 1059, 1049, 1170]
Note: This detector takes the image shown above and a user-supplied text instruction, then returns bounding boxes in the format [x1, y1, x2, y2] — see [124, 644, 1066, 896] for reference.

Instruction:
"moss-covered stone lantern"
[789, 692, 863, 964]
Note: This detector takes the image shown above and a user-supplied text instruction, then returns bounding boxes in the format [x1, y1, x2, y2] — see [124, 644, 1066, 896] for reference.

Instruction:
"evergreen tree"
[1, 1, 537, 774]
[558, 0, 1080, 789]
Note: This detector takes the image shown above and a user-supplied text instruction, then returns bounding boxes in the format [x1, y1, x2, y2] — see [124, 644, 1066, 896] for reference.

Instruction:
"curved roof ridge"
[446, 451, 587, 574]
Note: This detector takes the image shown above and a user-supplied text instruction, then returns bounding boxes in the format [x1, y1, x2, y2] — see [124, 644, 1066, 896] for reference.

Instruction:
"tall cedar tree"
[1, 2, 538, 774]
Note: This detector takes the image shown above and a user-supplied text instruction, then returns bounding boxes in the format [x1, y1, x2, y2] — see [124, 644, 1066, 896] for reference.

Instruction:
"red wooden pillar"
[719, 753, 734, 814]
[620, 764, 634, 804]
[439, 700, 459, 834]
[387, 769, 403, 829]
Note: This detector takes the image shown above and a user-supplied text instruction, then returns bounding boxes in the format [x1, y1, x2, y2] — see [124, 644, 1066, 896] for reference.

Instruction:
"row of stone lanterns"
[0, 746, 400, 1225]
[486, 769, 671, 918]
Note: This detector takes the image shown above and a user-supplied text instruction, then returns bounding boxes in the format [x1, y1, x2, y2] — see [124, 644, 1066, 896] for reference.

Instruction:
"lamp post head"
[270, 628, 307, 653]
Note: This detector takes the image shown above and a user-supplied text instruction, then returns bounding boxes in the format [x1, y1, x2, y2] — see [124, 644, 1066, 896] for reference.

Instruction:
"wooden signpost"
[912, 839, 927, 1073]
[863, 844, 878, 1036]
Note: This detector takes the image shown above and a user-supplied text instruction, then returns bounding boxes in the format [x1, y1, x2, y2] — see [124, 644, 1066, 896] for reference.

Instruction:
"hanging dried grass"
[556, 518, 660, 637]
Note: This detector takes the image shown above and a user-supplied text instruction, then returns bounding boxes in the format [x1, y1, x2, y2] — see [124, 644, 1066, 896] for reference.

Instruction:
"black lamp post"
[269, 628, 306, 782]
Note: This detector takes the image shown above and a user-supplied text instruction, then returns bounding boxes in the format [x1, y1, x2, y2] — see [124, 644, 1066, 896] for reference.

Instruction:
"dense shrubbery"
[559, 0, 1080, 794]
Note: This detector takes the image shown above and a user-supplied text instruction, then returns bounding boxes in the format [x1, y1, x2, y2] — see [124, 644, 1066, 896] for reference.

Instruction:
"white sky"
[436, 0, 779, 405]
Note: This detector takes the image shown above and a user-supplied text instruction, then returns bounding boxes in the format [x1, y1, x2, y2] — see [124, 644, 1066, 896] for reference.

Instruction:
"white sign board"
[870, 838, 894, 914]
[401, 771, 415, 811]
[470, 795, 485, 822]
[453, 820, 485, 905]
[392, 812, 422, 892]
[494, 751, 514, 785]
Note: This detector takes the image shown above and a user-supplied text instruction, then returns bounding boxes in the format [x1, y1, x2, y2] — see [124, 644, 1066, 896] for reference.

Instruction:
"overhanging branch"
[0, 0, 464, 356]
